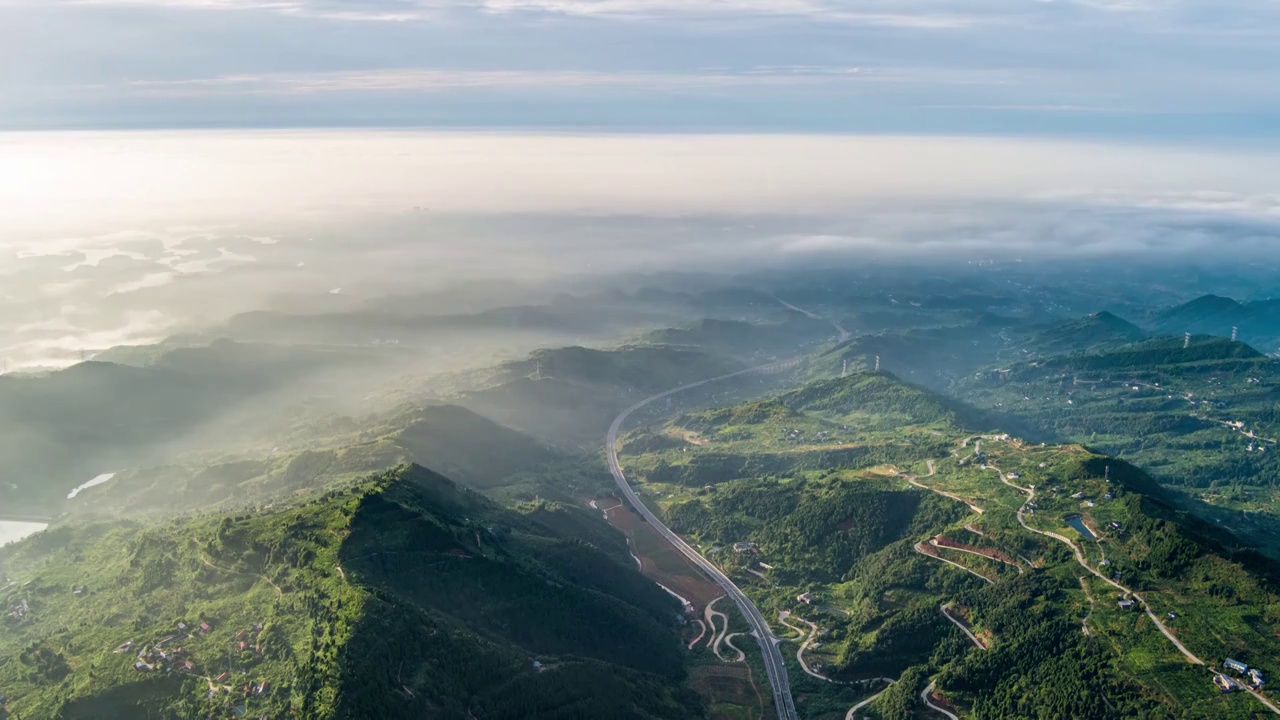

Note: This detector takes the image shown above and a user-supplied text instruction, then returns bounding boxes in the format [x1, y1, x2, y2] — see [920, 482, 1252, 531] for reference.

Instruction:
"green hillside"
[813, 322, 1018, 389]
[953, 335, 1280, 550]
[458, 345, 745, 446]
[1030, 311, 1148, 355]
[616, 372, 1280, 719]
[0, 465, 700, 719]
[61, 404, 588, 518]
[0, 341, 389, 513]
[1149, 295, 1280, 354]
[643, 314, 835, 361]
[392, 405, 560, 490]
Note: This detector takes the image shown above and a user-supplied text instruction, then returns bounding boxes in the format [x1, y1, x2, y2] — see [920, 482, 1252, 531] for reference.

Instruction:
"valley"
[3, 273, 1279, 720]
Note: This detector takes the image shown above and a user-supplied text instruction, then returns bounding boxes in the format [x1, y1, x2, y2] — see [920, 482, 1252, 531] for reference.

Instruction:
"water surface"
[67, 472, 117, 500]
[0, 521, 48, 548]
[1065, 515, 1096, 541]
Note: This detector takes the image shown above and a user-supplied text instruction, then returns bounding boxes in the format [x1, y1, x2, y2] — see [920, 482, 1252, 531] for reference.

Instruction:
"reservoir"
[67, 472, 117, 500]
[0, 521, 48, 548]
[1065, 515, 1097, 541]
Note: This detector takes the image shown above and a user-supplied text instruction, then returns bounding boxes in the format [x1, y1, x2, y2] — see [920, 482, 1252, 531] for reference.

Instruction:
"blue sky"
[3, 0, 1279, 134]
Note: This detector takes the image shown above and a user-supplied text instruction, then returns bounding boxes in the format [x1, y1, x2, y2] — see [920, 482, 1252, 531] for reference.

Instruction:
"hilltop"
[0, 341, 393, 512]
[1029, 311, 1147, 355]
[60, 404, 575, 517]
[0, 465, 700, 720]
[1150, 295, 1280, 355]
[643, 314, 836, 361]
[457, 345, 747, 446]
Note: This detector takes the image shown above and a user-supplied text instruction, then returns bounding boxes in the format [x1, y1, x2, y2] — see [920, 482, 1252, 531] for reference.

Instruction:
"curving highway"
[607, 362, 800, 720]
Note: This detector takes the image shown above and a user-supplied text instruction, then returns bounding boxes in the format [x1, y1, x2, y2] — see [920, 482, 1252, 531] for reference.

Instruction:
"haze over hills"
[1149, 295, 1280, 357]
[3, 259, 1280, 720]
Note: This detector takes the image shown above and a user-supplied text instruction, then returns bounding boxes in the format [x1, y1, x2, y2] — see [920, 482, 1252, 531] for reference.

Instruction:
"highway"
[775, 297, 851, 342]
[607, 361, 800, 720]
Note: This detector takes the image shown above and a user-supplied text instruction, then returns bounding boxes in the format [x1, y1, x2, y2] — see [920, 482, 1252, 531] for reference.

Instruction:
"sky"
[2, 1, 1279, 370]
[3, 0, 1280, 134]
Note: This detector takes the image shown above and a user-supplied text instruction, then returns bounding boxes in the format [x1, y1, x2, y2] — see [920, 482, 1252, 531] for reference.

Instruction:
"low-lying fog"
[2, 130, 1280, 371]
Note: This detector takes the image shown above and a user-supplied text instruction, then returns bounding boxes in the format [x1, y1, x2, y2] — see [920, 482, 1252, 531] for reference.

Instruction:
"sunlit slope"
[616, 371, 1280, 719]
[954, 334, 1280, 549]
[0, 465, 699, 719]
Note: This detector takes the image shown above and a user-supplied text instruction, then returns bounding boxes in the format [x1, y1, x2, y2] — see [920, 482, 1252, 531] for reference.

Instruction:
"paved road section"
[922, 681, 960, 720]
[607, 362, 799, 720]
[992, 464, 1280, 716]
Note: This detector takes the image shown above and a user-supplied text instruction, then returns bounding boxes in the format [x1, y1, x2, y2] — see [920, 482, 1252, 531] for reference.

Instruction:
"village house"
[796, 592, 815, 605]
[1225, 658, 1249, 674]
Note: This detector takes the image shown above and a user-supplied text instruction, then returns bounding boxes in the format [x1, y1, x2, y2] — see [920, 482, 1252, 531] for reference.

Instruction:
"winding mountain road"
[990, 464, 1280, 716]
[991, 466, 1202, 664]
[913, 542, 994, 585]
[775, 297, 851, 342]
[941, 604, 986, 650]
[778, 611, 838, 682]
[607, 362, 800, 720]
[846, 679, 894, 720]
[922, 681, 960, 720]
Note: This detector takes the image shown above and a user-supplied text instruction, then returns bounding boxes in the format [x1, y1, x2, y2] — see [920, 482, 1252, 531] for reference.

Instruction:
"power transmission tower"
[1232, 327, 1239, 342]
[1184, 333, 1191, 349]
[534, 360, 542, 381]
[841, 359, 847, 378]
[875, 355, 881, 372]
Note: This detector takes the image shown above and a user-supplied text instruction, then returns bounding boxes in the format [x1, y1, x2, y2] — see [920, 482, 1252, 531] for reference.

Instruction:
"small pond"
[1065, 514, 1096, 541]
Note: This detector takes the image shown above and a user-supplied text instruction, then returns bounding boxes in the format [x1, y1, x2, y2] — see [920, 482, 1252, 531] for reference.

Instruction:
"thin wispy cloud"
[116, 66, 1029, 98]
[26, 0, 1251, 26]
[48, 0, 993, 25]
[2, 0, 1278, 132]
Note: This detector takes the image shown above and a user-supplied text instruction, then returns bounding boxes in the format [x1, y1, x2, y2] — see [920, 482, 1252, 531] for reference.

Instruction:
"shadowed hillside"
[0, 465, 702, 720]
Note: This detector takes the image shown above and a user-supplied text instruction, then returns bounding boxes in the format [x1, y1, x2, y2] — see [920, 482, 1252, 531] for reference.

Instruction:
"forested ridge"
[0, 465, 701, 720]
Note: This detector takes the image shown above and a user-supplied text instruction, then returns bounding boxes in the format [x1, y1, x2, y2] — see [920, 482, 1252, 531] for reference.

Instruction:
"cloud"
[3, 130, 1278, 237]
[22, 0, 1238, 26]
[4, 0, 1279, 133]
[46, 0, 991, 25]
[115, 65, 1036, 98]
